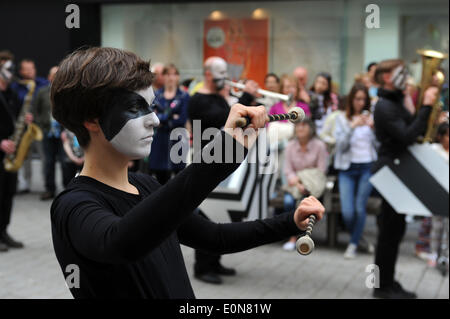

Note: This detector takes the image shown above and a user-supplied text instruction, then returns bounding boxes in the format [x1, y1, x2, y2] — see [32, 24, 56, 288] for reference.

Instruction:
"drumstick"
[235, 107, 305, 128]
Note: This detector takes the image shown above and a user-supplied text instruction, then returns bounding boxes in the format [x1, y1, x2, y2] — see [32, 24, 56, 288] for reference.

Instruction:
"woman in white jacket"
[334, 83, 378, 258]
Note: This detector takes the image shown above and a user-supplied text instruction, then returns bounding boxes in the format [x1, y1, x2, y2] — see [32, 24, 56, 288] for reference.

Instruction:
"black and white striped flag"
[370, 143, 449, 217]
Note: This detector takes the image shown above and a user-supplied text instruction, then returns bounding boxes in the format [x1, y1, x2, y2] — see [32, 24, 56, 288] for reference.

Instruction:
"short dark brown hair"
[265, 73, 280, 84]
[19, 58, 35, 68]
[0, 50, 14, 65]
[295, 117, 316, 139]
[374, 59, 403, 86]
[51, 47, 154, 147]
[162, 63, 179, 75]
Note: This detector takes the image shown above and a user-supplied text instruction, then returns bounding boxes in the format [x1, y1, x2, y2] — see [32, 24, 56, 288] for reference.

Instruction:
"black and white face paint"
[0, 60, 14, 83]
[99, 87, 160, 159]
[211, 58, 228, 90]
[391, 65, 409, 91]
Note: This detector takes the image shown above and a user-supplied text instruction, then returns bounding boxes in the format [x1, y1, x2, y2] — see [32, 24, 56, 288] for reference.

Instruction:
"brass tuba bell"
[415, 49, 448, 143]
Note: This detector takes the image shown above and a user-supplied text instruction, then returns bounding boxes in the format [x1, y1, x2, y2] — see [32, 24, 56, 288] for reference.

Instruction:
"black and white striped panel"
[370, 143, 449, 217]
[199, 145, 278, 223]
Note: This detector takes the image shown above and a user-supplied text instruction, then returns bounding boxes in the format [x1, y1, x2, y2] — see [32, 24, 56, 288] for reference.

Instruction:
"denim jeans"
[272, 192, 297, 216]
[284, 193, 296, 213]
[338, 162, 373, 245]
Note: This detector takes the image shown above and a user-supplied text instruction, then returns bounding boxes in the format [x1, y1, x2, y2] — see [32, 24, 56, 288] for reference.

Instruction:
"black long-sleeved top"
[372, 88, 432, 173]
[188, 91, 254, 148]
[0, 88, 21, 161]
[50, 131, 301, 299]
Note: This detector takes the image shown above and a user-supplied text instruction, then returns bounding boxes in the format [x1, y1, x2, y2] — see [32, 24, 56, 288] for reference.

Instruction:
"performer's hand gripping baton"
[235, 107, 305, 128]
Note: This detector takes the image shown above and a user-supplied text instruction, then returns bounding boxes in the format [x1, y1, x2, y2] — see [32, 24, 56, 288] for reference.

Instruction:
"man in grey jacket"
[33, 66, 63, 200]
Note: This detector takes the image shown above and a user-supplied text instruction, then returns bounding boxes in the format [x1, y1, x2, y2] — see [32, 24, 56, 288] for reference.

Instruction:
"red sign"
[204, 18, 269, 87]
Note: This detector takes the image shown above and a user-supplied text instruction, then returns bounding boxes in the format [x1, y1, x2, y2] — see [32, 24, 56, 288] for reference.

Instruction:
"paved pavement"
[0, 160, 448, 299]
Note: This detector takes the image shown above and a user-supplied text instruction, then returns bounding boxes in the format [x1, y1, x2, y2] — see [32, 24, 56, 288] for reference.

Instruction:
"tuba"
[3, 80, 43, 172]
[415, 49, 448, 143]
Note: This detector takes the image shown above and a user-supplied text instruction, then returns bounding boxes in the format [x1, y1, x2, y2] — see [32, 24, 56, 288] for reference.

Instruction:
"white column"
[364, 3, 400, 67]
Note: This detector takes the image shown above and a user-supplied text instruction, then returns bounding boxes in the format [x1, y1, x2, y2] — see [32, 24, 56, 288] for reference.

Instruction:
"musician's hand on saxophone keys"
[24, 112, 33, 125]
[0, 139, 16, 155]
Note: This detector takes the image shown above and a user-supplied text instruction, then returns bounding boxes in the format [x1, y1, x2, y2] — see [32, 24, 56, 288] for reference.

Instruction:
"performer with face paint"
[187, 57, 260, 284]
[0, 51, 27, 251]
[189, 57, 259, 150]
[98, 87, 160, 159]
[372, 59, 439, 299]
[49, 47, 324, 299]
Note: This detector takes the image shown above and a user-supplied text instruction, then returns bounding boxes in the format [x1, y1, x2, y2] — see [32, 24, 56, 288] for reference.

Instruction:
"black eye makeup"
[128, 106, 140, 113]
[100, 89, 155, 141]
[127, 102, 155, 114]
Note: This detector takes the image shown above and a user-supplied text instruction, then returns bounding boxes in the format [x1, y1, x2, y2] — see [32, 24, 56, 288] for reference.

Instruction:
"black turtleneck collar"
[377, 87, 404, 104]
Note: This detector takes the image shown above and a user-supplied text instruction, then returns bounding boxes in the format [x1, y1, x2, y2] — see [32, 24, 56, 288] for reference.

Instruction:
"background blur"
[0, 0, 448, 300]
[0, 0, 448, 93]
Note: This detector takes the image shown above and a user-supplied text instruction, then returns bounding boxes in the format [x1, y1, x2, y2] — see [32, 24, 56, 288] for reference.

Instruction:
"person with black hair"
[309, 72, 339, 134]
[256, 73, 280, 109]
[366, 62, 379, 100]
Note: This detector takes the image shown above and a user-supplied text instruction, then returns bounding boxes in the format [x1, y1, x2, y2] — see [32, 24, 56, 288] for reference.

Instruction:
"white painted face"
[109, 112, 159, 159]
[210, 58, 228, 90]
[0, 60, 14, 83]
[391, 65, 408, 91]
[101, 86, 160, 160]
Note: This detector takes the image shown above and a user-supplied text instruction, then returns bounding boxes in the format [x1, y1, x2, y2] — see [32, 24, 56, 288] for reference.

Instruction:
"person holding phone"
[334, 83, 378, 259]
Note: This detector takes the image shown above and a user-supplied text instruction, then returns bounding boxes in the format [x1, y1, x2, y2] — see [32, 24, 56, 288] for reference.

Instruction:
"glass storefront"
[101, 0, 448, 94]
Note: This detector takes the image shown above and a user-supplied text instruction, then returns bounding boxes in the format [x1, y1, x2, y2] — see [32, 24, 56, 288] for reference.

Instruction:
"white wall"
[363, 3, 400, 68]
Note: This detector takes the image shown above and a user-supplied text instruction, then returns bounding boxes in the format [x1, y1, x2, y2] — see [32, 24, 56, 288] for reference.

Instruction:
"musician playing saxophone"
[10, 58, 47, 194]
[0, 51, 33, 251]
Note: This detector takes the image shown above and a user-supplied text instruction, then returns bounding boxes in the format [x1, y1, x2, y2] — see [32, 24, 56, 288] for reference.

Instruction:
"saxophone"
[3, 80, 43, 172]
[415, 49, 448, 143]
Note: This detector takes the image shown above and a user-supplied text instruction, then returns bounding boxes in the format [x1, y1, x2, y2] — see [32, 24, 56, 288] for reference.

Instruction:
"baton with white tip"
[235, 107, 306, 128]
[296, 214, 316, 256]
